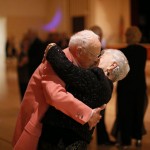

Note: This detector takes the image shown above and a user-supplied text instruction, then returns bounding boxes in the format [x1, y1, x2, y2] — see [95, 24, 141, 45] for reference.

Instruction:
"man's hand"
[88, 104, 106, 130]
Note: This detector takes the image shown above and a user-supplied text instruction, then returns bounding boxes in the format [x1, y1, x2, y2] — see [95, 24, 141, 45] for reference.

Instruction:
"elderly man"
[12, 30, 105, 150]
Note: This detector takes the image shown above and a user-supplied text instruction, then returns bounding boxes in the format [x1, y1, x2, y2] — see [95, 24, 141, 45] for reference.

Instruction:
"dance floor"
[0, 57, 150, 150]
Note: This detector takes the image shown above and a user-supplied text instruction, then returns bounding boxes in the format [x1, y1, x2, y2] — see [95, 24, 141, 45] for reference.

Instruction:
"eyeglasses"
[86, 49, 101, 58]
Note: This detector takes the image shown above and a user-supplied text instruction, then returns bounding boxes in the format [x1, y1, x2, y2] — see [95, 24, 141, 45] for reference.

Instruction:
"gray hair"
[125, 26, 142, 44]
[101, 49, 130, 82]
[69, 30, 100, 51]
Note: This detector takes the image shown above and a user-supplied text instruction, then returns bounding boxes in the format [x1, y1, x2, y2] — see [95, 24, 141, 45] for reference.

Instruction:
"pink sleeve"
[41, 63, 92, 124]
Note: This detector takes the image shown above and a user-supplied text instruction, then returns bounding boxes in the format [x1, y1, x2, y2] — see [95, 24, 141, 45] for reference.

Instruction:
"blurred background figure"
[5, 36, 17, 58]
[90, 25, 116, 146]
[44, 32, 69, 49]
[17, 33, 30, 100]
[57, 32, 70, 49]
[44, 32, 60, 46]
[27, 29, 45, 78]
[112, 26, 148, 149]
[90, 25, 106, 49]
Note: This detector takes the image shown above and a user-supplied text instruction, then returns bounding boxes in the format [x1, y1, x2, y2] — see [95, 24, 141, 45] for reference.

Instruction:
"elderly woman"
[38, 43, 130, 150]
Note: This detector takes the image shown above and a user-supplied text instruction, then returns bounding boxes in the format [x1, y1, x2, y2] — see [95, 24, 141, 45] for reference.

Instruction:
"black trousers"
[96, 110, 110, 144]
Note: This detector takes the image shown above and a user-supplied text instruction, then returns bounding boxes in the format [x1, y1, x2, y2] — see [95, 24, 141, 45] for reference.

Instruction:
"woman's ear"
[111, 62, 118, 69]
[107, 62, 118, 72]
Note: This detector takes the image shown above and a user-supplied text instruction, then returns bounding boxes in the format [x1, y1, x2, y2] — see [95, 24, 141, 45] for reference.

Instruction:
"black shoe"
[135, 140, 142, 147]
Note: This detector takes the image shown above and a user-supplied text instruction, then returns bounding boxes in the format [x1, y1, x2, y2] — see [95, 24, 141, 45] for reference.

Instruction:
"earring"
[115, 66, 119, 71]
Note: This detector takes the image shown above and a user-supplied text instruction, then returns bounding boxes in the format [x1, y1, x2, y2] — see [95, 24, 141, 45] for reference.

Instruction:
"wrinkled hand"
[42, 43, 56, 62]
[88, 104, 106, 130]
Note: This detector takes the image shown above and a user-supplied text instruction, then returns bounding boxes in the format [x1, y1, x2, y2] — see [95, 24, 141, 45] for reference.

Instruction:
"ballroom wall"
[0, 0, 130, 50]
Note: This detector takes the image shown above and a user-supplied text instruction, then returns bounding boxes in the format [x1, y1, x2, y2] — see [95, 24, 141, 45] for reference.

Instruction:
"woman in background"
[112, 26, 148, 149]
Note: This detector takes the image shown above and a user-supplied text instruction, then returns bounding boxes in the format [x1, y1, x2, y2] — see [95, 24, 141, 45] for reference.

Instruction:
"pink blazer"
[12, 48, 92, 150]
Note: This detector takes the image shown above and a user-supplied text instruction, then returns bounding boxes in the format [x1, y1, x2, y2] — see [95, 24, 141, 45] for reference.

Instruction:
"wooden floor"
[0, 57, 150, 150]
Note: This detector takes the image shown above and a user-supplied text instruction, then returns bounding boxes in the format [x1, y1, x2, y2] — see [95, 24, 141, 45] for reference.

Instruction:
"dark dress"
[112, 44, 147, 145]
[38, 45, 113, 149]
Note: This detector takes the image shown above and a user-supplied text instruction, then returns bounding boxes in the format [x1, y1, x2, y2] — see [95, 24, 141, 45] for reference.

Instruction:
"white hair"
[69, 30, 100, 51]
[101, 49, 130, 82]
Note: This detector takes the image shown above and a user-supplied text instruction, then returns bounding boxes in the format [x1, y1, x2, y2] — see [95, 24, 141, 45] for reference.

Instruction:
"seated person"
[38, 43, 130, 150]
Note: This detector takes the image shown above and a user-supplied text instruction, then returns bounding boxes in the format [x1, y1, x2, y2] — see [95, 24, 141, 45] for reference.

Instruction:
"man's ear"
[76, 47, 83, 57]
